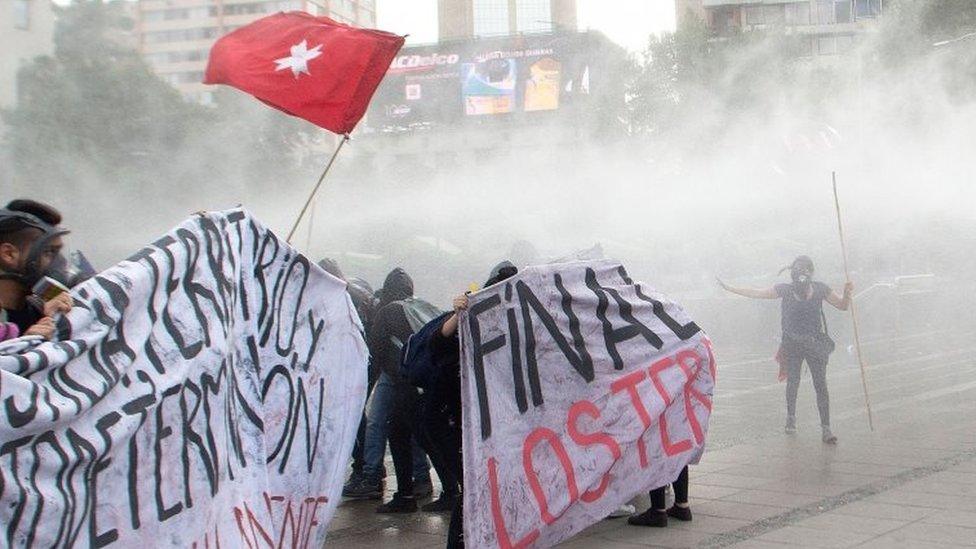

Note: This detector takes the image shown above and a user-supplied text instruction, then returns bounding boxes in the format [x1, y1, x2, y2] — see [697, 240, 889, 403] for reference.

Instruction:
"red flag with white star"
[204, 11, 404, 134]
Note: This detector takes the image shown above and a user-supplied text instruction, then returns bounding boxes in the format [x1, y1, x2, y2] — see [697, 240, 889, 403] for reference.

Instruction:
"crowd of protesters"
[4, 198, 860, 548]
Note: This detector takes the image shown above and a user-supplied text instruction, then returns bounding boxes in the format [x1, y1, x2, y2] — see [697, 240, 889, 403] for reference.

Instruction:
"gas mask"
[789, 256, 815, 294]
[0, 209, 70, 290]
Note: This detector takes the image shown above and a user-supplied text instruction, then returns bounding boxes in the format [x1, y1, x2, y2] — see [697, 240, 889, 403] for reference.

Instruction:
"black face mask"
[791, 267, 813, 294]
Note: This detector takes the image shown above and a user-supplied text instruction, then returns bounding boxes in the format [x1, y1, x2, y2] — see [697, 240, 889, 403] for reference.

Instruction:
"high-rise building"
[438, 0, 577, 41]
[674, 0, 705, 29]
[685, 0, 883, 56]
[134, 0, 377, 101]
[0, 0, 56, 110]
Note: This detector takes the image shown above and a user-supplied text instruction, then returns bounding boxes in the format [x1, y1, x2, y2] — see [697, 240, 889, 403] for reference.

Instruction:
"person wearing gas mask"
[718, 256, 852, 444]
[0, 208, 74, 340]
[7, 199, 95, 288]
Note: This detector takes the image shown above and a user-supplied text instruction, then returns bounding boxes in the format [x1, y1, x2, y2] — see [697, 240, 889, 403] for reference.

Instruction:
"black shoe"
[376, 494, 418, 514]
[343, 477, 383, 499]
[628, 509, 668, 527]
[422, 493, 459, 512]
[822, 427, 838, 445]
[413, 479, 434, 499]
[667, 506, 692, 521]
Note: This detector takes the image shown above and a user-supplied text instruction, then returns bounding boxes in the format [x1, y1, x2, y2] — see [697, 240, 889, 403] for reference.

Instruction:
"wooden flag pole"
[286, 134, 350, 244]
[832, 171, 875, 431]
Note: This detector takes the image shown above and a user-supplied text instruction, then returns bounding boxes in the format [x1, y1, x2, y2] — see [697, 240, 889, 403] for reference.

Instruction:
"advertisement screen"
[368, 32, 611, 130]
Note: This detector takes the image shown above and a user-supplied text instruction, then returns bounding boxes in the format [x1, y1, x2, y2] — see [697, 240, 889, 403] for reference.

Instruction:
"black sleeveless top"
[775, 282, 830, 341]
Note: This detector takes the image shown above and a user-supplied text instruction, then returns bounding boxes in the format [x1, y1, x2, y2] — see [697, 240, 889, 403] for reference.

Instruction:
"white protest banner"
[460, 260, 716, 548]
[0, 210, 368, 548]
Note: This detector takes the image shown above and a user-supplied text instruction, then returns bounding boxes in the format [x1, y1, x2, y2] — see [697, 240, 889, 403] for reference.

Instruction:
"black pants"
[422, 398, 464, 548]
[650, 466, 689, 510]
[388, 384, 421, 498]
[783, 345, 830, 427]
[416, 394, 460, 496]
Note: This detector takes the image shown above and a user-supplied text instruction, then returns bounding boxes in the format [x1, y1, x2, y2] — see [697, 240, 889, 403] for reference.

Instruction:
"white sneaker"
[607, 504, 637, 519]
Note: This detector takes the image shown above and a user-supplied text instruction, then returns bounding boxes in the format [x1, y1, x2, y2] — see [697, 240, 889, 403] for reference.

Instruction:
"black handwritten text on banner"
[0, 210, 368, 548]
[460, 260, 716, 548]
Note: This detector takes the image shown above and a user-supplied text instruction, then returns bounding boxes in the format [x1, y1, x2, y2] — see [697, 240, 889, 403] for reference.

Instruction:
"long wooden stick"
[286, 134, 349, 244]
[832, 171, 875, 431]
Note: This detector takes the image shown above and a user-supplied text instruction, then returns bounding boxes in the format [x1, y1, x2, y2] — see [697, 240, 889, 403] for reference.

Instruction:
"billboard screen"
[368, 33, 607, 131]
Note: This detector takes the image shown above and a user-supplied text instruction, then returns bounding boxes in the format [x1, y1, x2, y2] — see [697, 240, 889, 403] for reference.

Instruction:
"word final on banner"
[459, 260, 716, 548]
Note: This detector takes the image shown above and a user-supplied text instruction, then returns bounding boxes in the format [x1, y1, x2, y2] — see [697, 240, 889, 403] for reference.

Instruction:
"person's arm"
[717, 277, 779, 299]
[826, 282, 853, 311]
[440, 293, 469, 337]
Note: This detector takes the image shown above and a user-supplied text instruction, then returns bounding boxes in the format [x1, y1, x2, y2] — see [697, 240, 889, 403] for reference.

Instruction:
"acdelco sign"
[389, 52, 461, 73]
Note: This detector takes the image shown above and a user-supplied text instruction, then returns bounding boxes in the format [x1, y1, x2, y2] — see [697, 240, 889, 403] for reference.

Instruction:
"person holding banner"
[431, 261, 519, 549]
[0, 207, 74, 339]
[628, 466, 693, 527]
[718, 256, 852, 443]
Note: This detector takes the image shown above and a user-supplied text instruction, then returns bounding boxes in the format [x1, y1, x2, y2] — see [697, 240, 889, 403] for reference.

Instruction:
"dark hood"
[380, 267, 413, 305]
[485, 260, 518, 287]
[317, 258, 345, 281]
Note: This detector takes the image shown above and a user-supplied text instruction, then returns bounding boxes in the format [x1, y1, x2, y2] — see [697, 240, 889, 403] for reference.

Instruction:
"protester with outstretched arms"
[718, 256, 852, 443]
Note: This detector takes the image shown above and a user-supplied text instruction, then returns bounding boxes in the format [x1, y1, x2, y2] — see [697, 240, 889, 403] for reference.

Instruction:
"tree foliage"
[2, 0, 319, 201]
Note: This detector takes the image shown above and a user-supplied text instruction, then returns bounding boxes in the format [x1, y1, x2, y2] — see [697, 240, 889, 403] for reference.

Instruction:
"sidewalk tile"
[921, 510, 976, 529]
[694, 500, 788, 522]
[792, 512, 906, 536]
[719, 489, 823, 508]
[595, 524, 712, 547]
[880, 522, 976, 546]
[752, 525, 875, 548]
[696, 473, 774, 489]
[833, 501, 936, 521]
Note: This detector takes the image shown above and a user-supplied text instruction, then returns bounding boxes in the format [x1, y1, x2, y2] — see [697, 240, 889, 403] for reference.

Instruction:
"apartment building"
[0, 0, 56, 110]
[689, 0, 883, 56]
[135, 0, 377, 101]
[438, 0, 577, 41]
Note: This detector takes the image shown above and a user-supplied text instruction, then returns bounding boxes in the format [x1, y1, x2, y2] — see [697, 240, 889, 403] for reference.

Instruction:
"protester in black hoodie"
[371, 268, 432, 513]
[431, 261, 518, 549]
[319, 259, 383, 494]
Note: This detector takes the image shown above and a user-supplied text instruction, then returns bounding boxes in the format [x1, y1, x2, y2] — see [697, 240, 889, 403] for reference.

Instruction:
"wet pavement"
[326, 334, 976, 548]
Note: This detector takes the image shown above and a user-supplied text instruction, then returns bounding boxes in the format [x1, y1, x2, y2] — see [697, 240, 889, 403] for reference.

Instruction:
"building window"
[13, 0, 30, 30]
[835, 0, 853, 23]
[144, 27, 219, 44]
[473, 0, 510, 36]
[818, 36, 837, 55]
[516, 0, 551, 33]
[744, 5, 763, 26]
[763, 5, 785, 25]
[785, 3, 811, 25]
[855, 0, 882, 18]
[816, 0, 835, 24]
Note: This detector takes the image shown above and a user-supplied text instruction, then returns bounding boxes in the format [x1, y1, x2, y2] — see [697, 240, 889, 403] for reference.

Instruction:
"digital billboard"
[368, 32, 610, 131]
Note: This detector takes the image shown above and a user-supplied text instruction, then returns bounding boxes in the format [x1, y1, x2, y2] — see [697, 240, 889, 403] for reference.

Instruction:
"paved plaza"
[327, 336, 976, 548]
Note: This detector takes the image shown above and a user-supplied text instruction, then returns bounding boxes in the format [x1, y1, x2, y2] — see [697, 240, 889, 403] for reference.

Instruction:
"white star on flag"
[274, 40, 323, 78]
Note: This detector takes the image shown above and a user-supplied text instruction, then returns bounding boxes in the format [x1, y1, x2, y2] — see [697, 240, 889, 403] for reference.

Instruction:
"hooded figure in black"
[320, 258, 380, 487]
[369, 268, 439, 513]
[430, 261, 519, 549]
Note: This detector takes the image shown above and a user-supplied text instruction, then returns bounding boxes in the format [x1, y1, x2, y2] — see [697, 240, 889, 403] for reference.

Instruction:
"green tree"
[2, 0, 319, 206]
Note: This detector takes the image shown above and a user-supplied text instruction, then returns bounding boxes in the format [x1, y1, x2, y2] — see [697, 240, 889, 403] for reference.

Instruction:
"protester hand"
[453, 294, 469, 313]
[25, 317, 55, 340]
[44, 293, 73, 317]
[843, 281, 854, 297]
